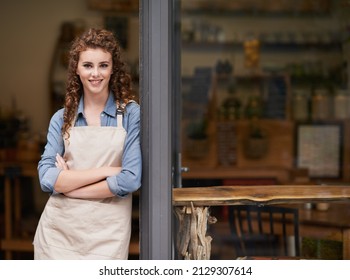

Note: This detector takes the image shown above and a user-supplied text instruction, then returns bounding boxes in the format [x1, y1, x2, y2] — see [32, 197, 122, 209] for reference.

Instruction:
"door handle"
[181, 167, 189, 173]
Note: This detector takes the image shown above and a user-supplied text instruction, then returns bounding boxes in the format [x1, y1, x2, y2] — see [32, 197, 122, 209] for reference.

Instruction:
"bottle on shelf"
[311, 88, 331, 121]
[334, 89, 350, 119]
[292, 89, 310, 121]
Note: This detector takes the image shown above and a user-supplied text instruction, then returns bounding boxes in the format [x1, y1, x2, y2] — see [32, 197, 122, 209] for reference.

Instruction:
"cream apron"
[33, 113, 132, 259]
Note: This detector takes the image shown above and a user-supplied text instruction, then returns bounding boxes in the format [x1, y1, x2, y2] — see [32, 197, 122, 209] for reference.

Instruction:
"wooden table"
[291, 202, 350, 259]
[0, 162, 38, 259]
[173, 185, 350, 260]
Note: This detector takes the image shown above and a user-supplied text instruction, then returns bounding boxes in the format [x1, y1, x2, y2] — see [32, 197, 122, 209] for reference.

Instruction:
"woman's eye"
[83, 64, 92, 68]
[100, 63, 109, 68]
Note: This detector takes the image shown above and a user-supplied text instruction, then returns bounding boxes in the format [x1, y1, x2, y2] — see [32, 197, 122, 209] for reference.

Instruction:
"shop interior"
[179, 0, 350, 260]
[1, 0, 350, 260]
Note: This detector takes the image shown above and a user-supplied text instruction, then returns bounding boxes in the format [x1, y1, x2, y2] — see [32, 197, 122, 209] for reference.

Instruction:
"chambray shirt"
[37, 93, 142, 197]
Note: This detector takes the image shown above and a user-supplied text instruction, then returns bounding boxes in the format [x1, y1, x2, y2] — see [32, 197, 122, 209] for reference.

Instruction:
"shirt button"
[101, 113, 105, 117]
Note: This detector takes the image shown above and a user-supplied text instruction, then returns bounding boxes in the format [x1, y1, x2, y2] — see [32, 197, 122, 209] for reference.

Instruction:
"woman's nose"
[91, 67, 100, 77]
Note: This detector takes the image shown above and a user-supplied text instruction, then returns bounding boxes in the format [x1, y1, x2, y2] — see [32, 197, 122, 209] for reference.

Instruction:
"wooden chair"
[228, 205, 300, 259]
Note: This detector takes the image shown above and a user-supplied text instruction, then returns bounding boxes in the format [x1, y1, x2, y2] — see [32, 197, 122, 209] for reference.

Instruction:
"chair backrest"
[228, 205, 300, 258]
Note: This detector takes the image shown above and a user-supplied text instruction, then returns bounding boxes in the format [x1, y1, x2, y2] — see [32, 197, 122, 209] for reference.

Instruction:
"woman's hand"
[55, 153, 69, 170]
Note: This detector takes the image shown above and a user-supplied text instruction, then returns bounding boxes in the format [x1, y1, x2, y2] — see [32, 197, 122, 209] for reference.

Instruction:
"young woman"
[33, 28, 141, 259]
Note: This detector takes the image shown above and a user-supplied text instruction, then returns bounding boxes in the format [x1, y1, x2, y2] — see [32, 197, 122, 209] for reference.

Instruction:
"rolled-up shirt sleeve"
[37, 109, 65, 194]
[107, 102, 142, 197]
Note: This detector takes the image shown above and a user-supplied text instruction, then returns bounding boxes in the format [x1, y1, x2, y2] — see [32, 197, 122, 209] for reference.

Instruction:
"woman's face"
[76, 47, 113, 96]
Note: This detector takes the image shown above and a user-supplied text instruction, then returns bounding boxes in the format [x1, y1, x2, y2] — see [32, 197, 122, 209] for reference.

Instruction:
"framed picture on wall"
[295, 122, 343, 178]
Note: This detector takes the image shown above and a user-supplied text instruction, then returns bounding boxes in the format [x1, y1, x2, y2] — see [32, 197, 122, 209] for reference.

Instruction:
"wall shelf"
[181, 0, 332, 18]
[182, 41, 342, 53]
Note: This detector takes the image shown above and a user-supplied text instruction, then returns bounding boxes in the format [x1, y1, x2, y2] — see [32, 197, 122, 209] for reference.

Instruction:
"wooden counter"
[173, 185, 350, 206]
[173, 185, 350, 260]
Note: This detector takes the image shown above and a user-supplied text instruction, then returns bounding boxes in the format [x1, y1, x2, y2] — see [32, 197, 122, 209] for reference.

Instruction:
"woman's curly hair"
[62, 28, 135, 138]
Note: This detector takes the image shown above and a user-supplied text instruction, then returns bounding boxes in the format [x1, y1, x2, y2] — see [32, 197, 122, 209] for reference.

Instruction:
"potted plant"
[243, 121, 268, 159]
[243, 95, 268, 159]
[185, 119, 209, 159]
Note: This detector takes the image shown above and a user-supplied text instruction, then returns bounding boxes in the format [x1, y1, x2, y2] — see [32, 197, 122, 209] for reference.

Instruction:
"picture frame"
[295, 122, 343, 179]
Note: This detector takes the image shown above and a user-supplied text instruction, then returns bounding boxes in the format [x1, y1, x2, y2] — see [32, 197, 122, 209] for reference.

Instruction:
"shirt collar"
[77, 92, 117, 119]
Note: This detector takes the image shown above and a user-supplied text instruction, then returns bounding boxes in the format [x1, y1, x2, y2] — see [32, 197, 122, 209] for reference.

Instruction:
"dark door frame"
[139, 0, 179, 259]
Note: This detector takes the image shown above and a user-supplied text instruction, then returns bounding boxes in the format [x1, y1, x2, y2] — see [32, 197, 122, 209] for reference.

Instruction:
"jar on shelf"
[244, 38, 260, 69]
[312, 89, 331, 121]
[292, 89, 310, 121]
[334, 89, 350, 119]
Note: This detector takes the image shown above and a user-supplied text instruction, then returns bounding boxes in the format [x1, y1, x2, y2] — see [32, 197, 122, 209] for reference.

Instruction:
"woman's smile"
[89, 79, 103, 86]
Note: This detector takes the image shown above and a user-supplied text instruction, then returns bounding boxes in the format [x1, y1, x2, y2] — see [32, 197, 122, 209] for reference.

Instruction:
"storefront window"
[180, 0, 350, 185]
[178, 0, 350, 260]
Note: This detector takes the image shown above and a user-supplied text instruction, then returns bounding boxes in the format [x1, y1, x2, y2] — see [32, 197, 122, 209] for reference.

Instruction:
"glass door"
[175, 0, 350, 260]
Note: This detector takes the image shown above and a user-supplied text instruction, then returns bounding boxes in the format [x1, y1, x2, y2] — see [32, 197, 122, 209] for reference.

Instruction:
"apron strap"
[117, 113, 123, 128]
[116, 100, 136, 128]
